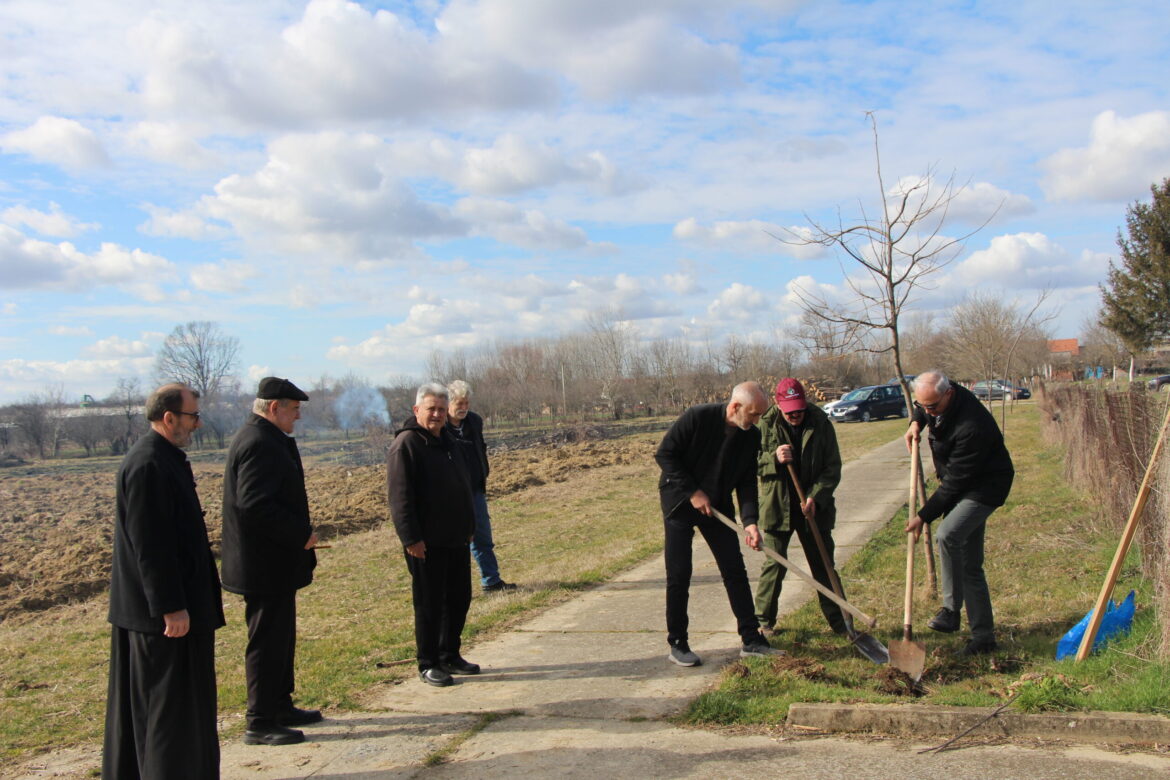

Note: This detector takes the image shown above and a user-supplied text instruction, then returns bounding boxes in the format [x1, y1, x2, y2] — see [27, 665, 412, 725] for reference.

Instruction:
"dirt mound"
[0, 432, 659, 623]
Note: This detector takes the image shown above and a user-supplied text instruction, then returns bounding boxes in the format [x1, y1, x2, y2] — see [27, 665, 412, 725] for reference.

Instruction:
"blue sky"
[2, 0, 1169, 404]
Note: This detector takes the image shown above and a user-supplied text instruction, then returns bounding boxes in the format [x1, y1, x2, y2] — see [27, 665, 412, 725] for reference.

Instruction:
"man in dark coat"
[656, 381, 781, 667]
[222, 377, 319, 745]
[103, 383, 225, 780]
[447, 379, 516, 592]
[905, 370, 1014, 656]
[387, 382, 478, 687]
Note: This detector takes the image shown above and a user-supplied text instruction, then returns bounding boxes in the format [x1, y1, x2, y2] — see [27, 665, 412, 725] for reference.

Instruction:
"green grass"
[685, 403, 1170, 725]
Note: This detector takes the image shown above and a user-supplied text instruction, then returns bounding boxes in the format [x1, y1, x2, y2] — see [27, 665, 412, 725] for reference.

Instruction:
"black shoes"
[243, 723, 305, 746]
[440, 656, 481, 675]
[277, 706, 323, 726]
[483, 580, 518, 593]
[958, 638, 998, 657]
[927, 607, 960, 633]
[420, 667, 455, 687]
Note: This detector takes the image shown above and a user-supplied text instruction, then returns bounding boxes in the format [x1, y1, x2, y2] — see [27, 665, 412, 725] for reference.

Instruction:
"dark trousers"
[243, 592, 297, 728]
[664, 508, 760, 646]
[405, 544, 472, 670]
[102, 626, 218, 780]
[754, 517, 848, 633]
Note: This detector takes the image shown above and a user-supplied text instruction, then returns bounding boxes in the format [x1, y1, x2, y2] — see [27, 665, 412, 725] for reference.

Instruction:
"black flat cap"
[257, 376, 309, 401]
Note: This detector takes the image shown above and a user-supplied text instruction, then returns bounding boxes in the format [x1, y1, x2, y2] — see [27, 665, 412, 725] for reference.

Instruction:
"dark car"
[972, 380, 1031, 400]
[1150, 375, 1170, 391]
[829, 384, 908, 422]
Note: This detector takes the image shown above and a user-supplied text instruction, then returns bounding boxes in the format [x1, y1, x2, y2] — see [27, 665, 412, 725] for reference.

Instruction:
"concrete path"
[16, 436, 1169, 778]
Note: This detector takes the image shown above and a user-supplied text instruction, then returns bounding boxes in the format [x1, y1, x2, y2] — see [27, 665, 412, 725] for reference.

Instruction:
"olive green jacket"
[756, 403, 842, 532]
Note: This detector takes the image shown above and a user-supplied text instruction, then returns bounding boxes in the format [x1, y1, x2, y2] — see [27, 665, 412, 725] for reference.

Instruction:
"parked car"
[1149, 374, 1170, 391]
[829, 384, 908, 422]
[971, 380, 1031, 400]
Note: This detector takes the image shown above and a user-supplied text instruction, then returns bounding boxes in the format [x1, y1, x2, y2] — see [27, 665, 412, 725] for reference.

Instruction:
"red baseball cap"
[775, 378, 807, 413]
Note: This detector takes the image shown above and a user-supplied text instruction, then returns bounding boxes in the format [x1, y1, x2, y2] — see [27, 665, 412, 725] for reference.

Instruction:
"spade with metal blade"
[888, 436, 927, 682]
[786, 463, 888, 664]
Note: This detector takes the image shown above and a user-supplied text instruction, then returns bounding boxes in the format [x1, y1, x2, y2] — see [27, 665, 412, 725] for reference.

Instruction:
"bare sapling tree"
[781, 113, 998, 412]
[154, 321, 240, 447]
[941, 289, 1054, 435]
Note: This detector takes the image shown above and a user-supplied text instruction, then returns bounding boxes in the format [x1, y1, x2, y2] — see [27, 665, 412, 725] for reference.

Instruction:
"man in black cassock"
[103, 383, 225, 779]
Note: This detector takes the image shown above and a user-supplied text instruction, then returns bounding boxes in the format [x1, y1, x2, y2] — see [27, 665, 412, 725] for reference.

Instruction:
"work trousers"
[754, 516, 848, 634]
[935, 498, 996, 642]
[470, 491, 502, 587]
[664, 508, 760, 647]
[405, 544, 472, 670]
[102, 626, 218, 780]
[243, 591, 298, 728]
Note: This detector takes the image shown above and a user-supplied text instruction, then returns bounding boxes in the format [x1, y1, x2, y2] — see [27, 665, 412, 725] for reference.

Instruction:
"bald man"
[655, 382, 782, 667]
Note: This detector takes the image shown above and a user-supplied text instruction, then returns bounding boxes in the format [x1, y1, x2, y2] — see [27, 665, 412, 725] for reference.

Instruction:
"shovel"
[711, 508, 877, 630]
[917, 463, 938, 599]
[888, 436, 926, 682]
[786, 463, 888, 664]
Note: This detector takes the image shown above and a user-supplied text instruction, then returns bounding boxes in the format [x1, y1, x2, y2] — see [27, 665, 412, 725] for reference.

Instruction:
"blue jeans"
[470, 491, 502, 587]
[935, 498, 996, 642]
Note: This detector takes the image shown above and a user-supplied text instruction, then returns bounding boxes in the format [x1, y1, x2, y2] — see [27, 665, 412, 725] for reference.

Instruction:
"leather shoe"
[440, 656, 481, 675]
[927, 607, 960, 633]
[277, 706, 323, 726]
[483, 580, 518, 592]
[420, 667, 454, 687]
[243, 723, 305, 746]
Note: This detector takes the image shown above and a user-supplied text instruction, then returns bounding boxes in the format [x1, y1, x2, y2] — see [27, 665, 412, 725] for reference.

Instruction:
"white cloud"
[247, 364, 271, 383]
[454, 198, 594, 251]
[663, 272, 701, 295]
[948, 182, 1035, 224]
[947, 232, 1109, 291]
[0, 356, 155, 401]
[707, 282, 771, 320]
[0, 224, 176, 298]
[139, 204, 230, 240]
[182, 132, 465, 261]
[673, 217, 822, 257]
[2, 302, 18, 315]
[188, 261, 258, 293]
[456, 134, 615, 195]
[436, 0, 748, 100]
[1041, 110, 1170, 202]
[124, 121, 217, 169]
[0, 116, 110, 169]
[48, 325, 95, 337]
[82, 335, 153, 358]
[1, 203, 99, 237]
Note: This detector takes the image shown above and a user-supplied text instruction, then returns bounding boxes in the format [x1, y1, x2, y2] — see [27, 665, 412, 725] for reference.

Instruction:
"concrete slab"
[424, 714, 1170, 780]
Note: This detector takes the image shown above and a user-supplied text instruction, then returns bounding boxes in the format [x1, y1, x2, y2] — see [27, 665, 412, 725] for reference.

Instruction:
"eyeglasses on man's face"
[175, 410, 201, 421]
[782, 409, 806, 419]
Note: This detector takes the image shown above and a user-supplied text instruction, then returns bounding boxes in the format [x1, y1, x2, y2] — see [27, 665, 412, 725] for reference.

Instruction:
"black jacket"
[221, 414, 317, 595]
[108, 431, 225, 634]
[447, 410, 489, 493]
[911, 384, 1015, 524]
[655, 403, 761, 523]
[386, 417, 475, 548]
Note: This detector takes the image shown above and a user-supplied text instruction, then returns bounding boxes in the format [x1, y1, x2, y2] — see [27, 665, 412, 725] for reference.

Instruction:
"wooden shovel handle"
[710, 508, 877, 629]
[904, 437, 920, 641]
[785, 463, 847, 602]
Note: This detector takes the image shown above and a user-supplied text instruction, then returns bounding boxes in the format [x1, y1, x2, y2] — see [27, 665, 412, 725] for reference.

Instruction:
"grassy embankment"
[686, 402, 1170, 724]
[0, 415, 905, 764]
